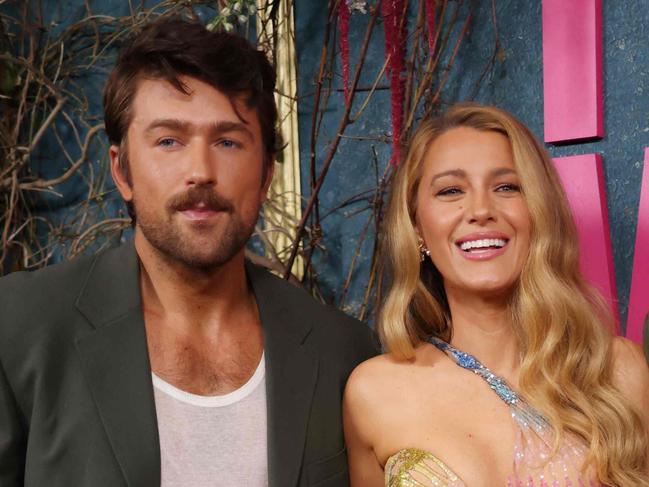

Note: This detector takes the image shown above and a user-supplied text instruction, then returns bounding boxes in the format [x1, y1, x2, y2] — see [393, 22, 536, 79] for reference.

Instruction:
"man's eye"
[158, 138, 179, 148]
[437, 187, 463, 197]
[219, 139, 239, 148]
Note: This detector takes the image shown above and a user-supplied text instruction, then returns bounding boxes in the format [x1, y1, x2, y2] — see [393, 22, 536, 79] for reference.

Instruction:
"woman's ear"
[413, 217, 423, 240]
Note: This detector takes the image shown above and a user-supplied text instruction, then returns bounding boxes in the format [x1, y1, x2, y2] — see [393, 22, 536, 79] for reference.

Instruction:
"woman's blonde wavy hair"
[380, 103, 648, 486]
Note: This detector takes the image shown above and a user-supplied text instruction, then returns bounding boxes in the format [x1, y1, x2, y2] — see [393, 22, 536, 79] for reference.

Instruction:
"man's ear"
[260, 158, 275, 203]
[109, 144, 133, 202]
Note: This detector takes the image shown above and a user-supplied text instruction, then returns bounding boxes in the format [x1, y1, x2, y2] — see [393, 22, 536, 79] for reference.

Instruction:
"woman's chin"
[448, 279, 517, 302]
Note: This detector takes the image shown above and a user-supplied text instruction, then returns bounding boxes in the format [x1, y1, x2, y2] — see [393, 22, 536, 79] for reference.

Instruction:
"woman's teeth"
[459, 238, 507, 251]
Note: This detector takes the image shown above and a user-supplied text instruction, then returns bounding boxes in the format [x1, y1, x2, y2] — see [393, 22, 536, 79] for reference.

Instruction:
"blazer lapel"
[247, 264, 318, 487]
[74, 242, 160, 487]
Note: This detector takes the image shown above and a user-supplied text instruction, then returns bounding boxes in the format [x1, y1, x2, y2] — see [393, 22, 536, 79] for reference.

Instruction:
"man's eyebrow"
[144, 119, 253, 140]
[209, 120, 253, 139]
[144, 118, 191, 134]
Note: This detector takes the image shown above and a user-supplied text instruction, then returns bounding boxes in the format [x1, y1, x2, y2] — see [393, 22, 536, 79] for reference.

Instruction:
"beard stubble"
[132, 185, 257, 270]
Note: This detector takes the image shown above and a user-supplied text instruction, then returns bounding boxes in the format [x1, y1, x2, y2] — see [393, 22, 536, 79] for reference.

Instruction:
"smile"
[459, 238, 507, 252]
[454, 234, 510, 261]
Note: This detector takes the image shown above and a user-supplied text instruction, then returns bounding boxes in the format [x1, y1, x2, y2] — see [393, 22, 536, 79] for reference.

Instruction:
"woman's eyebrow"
[490, 167, 518, 177]
[429, 167, 518, 187]
[430, 169, 466, 185]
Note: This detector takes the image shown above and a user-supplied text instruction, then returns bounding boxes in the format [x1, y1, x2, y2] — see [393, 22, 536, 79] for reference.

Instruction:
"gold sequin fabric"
[385, 448, 464, 487]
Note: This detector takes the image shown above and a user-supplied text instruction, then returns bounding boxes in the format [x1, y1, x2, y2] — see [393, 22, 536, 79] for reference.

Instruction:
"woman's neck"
[444, 286, 520, 381]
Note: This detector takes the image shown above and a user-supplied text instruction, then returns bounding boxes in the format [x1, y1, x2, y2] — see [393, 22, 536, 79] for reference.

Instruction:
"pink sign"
[542, 0, 603, 143]
[553, 154, 620, 331]
[626, 149, 649, 344]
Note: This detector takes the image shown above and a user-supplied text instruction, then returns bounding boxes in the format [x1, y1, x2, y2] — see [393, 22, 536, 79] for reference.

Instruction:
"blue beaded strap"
[429, 337, 519, 404]
[429, 336, 549, 431]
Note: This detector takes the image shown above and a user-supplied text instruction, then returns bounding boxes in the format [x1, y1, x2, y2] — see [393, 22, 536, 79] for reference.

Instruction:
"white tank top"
[152, 353, 268, 487]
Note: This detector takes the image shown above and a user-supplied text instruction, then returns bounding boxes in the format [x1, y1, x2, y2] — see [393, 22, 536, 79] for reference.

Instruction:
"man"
[0, 17, 377, 487]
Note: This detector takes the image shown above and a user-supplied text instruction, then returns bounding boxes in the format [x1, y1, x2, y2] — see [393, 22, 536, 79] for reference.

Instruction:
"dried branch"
[283, 0, 383, 278]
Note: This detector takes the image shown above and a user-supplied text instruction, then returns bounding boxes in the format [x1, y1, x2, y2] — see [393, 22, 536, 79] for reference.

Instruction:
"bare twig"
[283, 0, 382, 278]
[17, 124, 103, 190]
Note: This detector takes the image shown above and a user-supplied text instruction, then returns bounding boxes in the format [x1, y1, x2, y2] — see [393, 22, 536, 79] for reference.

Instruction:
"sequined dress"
[384, 338, 601, 487]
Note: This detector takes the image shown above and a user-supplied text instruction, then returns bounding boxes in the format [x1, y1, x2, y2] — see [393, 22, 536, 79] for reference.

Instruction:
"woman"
[343, 104, 649, 486]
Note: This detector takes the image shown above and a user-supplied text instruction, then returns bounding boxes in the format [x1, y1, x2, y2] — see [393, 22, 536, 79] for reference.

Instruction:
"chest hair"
[147, 322, 263, 395]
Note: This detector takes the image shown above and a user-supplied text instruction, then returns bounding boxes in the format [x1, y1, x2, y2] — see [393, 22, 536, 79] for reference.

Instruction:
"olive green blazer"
[0, 242, 378, 487]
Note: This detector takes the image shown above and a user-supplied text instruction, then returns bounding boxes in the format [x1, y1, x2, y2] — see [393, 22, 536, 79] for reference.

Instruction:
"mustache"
[167, 186, 233, 213]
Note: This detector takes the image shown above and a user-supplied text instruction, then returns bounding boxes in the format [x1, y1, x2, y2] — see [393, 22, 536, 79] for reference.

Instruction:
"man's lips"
[178, 206, 225, 221]
[168, 187, 233, 219]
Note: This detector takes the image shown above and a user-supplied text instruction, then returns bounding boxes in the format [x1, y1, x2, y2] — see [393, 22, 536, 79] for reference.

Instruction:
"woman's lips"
[455, 238, 510, 261]
[457, 243, 508, 261]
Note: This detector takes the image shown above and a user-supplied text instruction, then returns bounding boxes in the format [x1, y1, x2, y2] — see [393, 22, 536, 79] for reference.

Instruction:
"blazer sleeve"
[0, 357, 25, 486]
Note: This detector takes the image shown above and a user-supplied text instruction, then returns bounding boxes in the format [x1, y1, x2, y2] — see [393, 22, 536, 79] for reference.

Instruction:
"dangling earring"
[417, 237, 430, 262]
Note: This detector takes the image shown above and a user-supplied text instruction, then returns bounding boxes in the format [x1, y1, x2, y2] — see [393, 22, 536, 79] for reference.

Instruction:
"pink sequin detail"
[509, 409, 598, 486]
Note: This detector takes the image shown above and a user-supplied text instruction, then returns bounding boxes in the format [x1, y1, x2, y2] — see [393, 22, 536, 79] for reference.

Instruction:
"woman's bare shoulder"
[345, 344, 446, 405]
[346, 354, 407, 398]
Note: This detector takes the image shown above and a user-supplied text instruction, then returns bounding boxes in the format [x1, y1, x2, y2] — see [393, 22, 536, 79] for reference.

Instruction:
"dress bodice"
[385, 448, 463, 487]
[384, 338, 600, 487]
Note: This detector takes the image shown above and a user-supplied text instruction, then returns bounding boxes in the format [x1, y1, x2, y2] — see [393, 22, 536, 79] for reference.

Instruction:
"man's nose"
[186, 140, 216, 186]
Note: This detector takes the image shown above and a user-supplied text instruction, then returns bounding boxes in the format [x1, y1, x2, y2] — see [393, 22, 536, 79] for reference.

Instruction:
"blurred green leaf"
[0, 52, 20, 95]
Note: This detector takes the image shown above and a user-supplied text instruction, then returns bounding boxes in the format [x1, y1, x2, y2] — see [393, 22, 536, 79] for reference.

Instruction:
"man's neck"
[134, 230, 252, 330]
[134, 231, 264, 395]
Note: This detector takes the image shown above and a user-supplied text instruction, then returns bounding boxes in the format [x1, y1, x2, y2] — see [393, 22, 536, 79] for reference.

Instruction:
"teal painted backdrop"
[3, 1, 647, 331]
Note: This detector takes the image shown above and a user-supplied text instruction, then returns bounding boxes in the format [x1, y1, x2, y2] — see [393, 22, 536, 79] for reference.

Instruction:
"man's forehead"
[129, 76, 256, 130]
[133, 74, 247, 100]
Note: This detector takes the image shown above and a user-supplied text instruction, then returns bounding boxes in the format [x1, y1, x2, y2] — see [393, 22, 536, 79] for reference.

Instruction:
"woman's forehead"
[421, 127, 515, 176]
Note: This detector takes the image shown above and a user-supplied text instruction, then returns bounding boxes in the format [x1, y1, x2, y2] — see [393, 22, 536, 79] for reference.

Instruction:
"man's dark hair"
[103, 15, 278, 170]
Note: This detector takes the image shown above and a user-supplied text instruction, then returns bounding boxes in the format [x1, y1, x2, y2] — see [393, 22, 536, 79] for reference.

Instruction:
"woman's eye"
[437, 187, 463, 197]
[495, 183, 521, 192]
